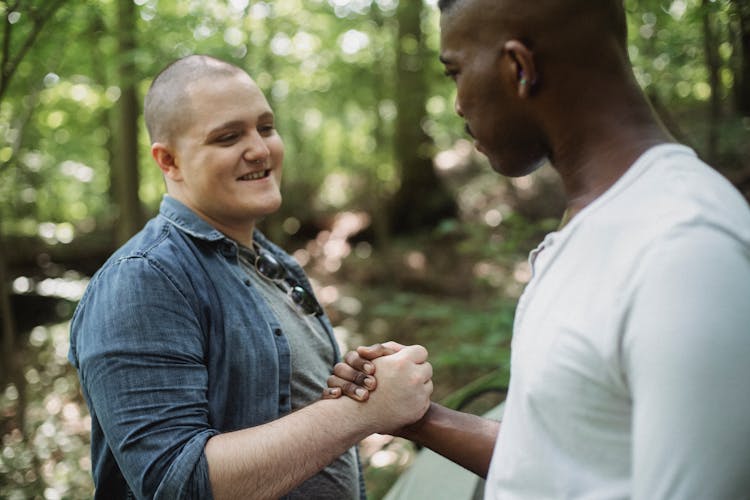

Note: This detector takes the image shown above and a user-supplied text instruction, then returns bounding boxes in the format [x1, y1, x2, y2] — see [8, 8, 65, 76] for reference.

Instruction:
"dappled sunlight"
[306, 211, 371, 274]
[36, 222, 75, 245]
[358, 432, 419, 494]
[404, 251, 426, 272]
[13, 274, 88, 302]
[512, 261, 531, 285]
[483, 208, 503, 227]
[1, 322, 93, 497]
[434, 138, 475, 172]
[473, 261, 506, 288]
[339, 29, 370, 55]
[298, 212, 373, 350]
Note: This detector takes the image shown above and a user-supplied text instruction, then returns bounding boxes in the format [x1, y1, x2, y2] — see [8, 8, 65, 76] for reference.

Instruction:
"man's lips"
[463, 123, 486, 154]
[464, 123, 475, 139]
[237, 169, 271, 181]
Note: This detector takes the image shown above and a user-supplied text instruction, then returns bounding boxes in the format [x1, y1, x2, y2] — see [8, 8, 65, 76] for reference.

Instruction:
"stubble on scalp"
[144, 55, 245, 145]
[440, 0, 628, 69]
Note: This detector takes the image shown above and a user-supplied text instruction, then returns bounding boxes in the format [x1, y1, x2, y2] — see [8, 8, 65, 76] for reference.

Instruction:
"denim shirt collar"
[158, 195, 229, 243]
[156, 195, 284, 263]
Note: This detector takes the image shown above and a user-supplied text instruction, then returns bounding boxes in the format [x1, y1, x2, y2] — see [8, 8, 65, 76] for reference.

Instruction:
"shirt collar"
[158, 195, 230, 243]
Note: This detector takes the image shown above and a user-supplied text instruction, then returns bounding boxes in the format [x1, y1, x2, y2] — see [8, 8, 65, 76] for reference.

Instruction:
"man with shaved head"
[329, 0, 750, 497]
[69, 55, 434, 499]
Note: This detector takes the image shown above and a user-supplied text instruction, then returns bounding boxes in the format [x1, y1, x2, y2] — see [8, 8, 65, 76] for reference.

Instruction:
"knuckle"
[333, 364, 349, 378]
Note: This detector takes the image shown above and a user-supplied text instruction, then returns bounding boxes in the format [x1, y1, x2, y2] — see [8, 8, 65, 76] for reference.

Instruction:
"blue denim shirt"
[69, 196, 362, 499]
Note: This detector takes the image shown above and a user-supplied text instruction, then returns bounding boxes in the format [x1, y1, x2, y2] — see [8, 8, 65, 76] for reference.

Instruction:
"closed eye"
[214, 131, 242, 144]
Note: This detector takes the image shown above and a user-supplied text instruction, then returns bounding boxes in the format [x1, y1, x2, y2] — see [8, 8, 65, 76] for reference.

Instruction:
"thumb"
[357, 342, 403, 360]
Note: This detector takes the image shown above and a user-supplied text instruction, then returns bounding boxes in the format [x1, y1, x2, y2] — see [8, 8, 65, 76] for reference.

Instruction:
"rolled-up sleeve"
[71, 255, 219, 499]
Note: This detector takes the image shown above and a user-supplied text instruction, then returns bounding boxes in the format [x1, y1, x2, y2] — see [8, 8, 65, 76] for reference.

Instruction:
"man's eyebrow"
[207, 112, 275, 135]
[207, 120, 245, 136]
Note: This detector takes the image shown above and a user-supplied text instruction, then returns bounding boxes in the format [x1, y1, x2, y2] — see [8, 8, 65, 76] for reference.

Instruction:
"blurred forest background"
[1, 0, 749, 498]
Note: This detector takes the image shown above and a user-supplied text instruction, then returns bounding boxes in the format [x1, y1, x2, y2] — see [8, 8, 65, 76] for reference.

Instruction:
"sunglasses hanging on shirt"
[249, 243, 324, 317]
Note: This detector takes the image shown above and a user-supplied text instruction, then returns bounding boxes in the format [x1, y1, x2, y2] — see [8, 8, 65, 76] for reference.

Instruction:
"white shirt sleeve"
[625, 225, 750, 499]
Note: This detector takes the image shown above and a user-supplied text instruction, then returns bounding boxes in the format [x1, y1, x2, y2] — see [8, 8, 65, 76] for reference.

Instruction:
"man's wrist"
[314, 394, 381, 440]
[394, 401, 436, 442]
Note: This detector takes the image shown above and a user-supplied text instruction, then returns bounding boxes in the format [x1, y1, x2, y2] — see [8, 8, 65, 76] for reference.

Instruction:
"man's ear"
[151, 143, 182, 181]
[503, 40, 537, 98]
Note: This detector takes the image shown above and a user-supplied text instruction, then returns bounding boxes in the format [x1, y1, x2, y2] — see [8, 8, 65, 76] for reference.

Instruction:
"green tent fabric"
[384, 403, 504, 500]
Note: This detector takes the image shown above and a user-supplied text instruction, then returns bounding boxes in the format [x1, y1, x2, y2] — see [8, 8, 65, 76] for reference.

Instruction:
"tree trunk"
[112, 0, 143, 245]
[389, 0, 457, 235]
[368, 5, 393, 248]
[702, 0, 722, 160]
[0, 0, 67, 102]
[0, 0, 66, 387]
[732, 0, 750, 115]
[0, 226, 16, 386]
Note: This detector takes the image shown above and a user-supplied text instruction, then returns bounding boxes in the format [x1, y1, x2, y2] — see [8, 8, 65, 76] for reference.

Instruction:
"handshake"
[323, 342, 434, 436]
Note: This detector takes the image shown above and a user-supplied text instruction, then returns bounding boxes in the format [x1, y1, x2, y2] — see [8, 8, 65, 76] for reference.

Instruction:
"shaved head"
[144, 55, 246, 144]
[439, 0, 629, 67]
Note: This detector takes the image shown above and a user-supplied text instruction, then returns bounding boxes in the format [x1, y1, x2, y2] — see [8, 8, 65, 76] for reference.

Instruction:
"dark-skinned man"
[327, 1, 750, 498]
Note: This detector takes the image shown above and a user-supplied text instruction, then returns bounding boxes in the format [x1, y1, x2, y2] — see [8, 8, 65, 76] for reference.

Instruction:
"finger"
[321, 387, 341, 399]
[343, 350, 376, 375]
[397, 344, 429, 364]
[326, 374, 370, 401]
[409, 361, 433, 385]
[381, 341, 407, 351]
[356, 342, 400, 361]
[332, 362, 376, 390]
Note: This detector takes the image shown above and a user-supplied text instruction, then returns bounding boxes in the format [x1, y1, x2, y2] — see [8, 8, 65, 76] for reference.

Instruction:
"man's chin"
[488, 154, 548, 178]
[260, 197, 283, 216]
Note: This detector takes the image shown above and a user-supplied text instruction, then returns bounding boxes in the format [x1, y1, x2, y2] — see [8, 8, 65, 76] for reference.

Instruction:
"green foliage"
[2, 0, 747, 239]
[1, 0, 749, 497]
[365, 288, 514, 368]
[627, 0, 736, 105]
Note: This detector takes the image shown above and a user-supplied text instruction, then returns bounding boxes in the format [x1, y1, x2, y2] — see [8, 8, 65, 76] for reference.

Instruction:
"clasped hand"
[324, 342, 434, 434]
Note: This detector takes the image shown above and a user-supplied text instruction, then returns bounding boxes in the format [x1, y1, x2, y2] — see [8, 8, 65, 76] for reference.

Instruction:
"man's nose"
[243, 131, 270, 161]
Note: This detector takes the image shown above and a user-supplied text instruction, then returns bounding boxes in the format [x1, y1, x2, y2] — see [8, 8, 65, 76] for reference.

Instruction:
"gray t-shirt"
[239, 246, 360, 499]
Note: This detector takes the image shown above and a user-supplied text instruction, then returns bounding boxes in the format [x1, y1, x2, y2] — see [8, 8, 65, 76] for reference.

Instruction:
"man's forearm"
[204, 344, 432, 499]
[205, 397, 373, 499]
[403, 402, 500, 478]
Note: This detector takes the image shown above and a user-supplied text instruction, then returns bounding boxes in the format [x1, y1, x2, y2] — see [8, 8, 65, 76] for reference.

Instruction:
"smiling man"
[68, 55, 434, 500]
[328, 0, 750, 498]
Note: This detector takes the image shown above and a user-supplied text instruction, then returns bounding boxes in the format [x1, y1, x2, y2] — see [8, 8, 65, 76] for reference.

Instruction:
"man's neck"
[553, 121, 672, 227]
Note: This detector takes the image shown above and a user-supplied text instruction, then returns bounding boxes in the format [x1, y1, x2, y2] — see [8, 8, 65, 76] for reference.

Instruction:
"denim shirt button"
[243, 279, 251, 286]
[273, 328, 283, 337]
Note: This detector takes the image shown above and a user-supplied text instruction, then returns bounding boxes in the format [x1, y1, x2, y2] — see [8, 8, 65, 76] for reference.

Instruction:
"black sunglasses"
[250, 245, 324, 316]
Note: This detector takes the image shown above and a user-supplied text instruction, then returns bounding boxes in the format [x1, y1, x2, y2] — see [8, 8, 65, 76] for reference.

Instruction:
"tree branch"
[0, 0, 67, 103]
